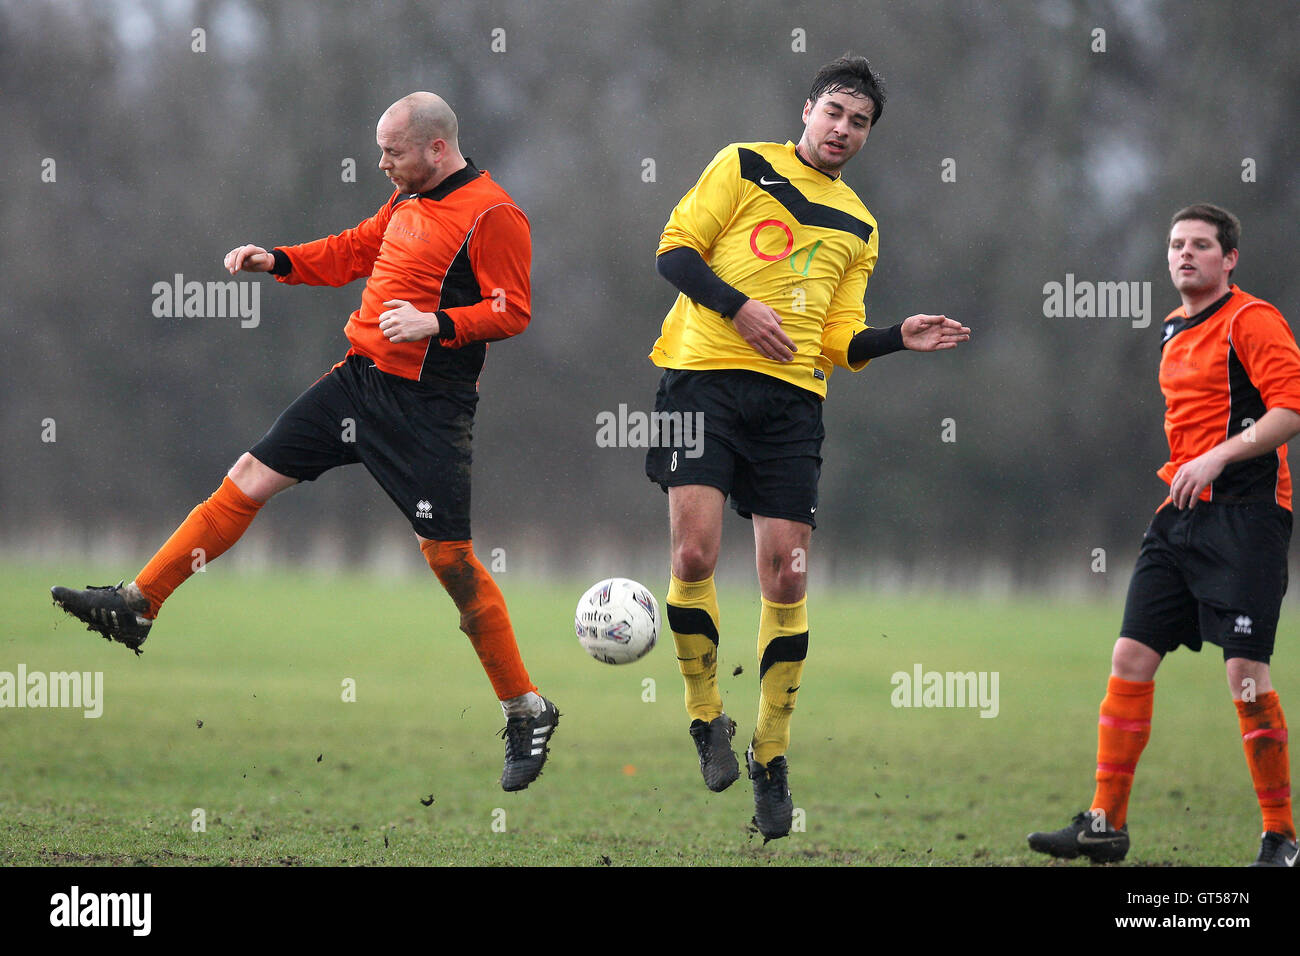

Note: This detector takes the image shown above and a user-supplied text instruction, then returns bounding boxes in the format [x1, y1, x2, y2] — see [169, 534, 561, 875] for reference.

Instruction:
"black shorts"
[644, 368, 824, 527]
[249, 355, 478, 540]
[1120, 500, 1292, 663]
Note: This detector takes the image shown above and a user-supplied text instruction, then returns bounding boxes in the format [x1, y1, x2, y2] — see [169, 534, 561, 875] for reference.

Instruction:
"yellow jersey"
[650, 140, 879, 397]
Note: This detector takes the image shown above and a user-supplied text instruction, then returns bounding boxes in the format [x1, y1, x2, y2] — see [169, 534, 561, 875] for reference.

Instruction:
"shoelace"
[766, 760, 788, 791]
[499, 717, 534, 758]
[85, 583, 125, 597]
[694, 720, 731, 761]
[693, 730, 715, 762]
[1073, 811, 1121, 837]
[1257, 834, 1284, 864]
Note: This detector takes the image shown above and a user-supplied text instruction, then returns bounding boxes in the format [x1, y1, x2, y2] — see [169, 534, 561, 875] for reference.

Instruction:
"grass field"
[1, 561, 1294, 868]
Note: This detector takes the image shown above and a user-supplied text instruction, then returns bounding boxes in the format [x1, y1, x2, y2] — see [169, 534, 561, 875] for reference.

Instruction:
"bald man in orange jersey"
[52, 93, 559, 793]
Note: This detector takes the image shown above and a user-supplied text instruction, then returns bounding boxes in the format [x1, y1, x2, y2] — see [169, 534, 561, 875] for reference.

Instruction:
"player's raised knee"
[227, 453, 295, 503]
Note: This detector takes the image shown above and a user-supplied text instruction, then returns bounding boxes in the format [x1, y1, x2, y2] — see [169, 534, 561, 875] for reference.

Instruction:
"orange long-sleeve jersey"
[272, 161, 531, 385]
[1157, 285, 1300, 508]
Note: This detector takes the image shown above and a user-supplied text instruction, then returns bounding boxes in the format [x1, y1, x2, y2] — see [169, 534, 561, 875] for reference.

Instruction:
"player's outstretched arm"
[899, 314, 971, 352]
[841, 314, 970, 366]
[1169, 407, 1300, 509]
[223, 244, 275, 275]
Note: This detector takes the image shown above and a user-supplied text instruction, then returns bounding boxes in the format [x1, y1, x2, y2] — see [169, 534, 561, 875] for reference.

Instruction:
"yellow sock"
[753, 596, 808, 766]
[668, 574, 722, 722]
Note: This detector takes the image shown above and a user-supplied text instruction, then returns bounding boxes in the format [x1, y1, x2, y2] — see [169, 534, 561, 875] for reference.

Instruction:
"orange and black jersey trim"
[1157, 286, 1300, 509]
[270, 160, 530, 386]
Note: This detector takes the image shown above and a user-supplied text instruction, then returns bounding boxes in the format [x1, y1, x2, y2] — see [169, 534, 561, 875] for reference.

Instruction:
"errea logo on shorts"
[1234, 615, 1253, 635]
[415, 499, 433, 519]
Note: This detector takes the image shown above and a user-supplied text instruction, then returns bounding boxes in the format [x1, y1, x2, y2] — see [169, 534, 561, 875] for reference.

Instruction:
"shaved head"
[376, 91, 467, 194]
[381, 92, 458, 150]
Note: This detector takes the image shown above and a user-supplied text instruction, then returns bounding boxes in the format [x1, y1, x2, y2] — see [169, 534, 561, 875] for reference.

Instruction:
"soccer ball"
[574, 578, 660, 665]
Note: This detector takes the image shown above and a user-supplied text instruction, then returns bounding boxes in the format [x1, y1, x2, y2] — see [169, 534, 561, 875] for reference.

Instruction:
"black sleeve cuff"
[847, 324, 906, 364]
[655, 247, 749, 319]
[270, 248, 293, 276]
[435, 310, 456, 340]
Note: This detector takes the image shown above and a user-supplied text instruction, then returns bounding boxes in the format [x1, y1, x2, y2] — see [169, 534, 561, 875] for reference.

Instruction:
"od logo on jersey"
[749, 219, 823, 275]
[415, 499, 433, 519]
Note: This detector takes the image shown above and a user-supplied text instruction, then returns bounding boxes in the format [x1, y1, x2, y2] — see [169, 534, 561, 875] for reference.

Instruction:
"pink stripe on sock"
[1097, 762, 1136, 775]
[1243, 727, 1288, 743]
[1099, 714, 1150, 732]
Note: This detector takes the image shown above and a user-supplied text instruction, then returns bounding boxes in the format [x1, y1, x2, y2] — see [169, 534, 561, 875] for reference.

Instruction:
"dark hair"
[1170, 203, 1240, 277]
[808, 54, 886, 125]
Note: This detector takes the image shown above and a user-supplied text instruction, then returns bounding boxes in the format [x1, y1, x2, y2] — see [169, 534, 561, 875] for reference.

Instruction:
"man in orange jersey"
[1029, 204, 1300, 865]
[51, 92, 559, 792]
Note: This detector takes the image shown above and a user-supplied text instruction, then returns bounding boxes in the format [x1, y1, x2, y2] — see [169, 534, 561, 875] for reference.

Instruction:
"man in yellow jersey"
[645, 55, 970, 840]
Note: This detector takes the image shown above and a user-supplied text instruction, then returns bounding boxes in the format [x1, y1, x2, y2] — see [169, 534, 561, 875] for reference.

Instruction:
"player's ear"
[802, 99, 813, 122]
[1224, 247, 1239, 272]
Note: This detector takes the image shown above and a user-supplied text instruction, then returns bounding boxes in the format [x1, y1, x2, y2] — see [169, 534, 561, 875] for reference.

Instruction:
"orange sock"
[135, 476, 264, 617]
[1090, 675, 1154, 829]
[420, 539, 535, 700]
[1236, 691, 1294, 839]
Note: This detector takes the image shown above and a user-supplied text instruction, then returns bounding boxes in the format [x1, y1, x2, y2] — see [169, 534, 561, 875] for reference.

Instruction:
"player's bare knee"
[672, 542, 717, 581]
[1111, 637, 1160, 681]
[227, 453, 261, 495]
[228, 453, 292, 502]
[769, 563, 806, 602]
[1226, 658, 1272, 699]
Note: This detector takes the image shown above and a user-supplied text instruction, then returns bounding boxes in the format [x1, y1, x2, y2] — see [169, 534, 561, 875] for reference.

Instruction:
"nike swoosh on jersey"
[737, 148, 874, 242]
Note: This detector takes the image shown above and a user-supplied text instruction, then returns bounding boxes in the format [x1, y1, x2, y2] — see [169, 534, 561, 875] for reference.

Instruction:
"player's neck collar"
[1163, 287, 1236, 349]
[414, 159, 481, 201]
[792, 143, 841, 181]
[1182, 286, 1235, 324]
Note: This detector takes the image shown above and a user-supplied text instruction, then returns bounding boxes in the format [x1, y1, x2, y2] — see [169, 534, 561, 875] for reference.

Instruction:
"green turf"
[1, 563, 1293, 866]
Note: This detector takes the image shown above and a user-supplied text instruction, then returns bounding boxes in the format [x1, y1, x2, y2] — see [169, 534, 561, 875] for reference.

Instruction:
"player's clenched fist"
[378, 299, 440, 343]
[224, 244, 275, 275]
